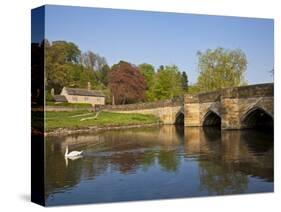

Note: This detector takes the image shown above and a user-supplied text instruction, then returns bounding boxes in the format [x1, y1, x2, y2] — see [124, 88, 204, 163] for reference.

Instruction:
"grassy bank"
[45, 111, 160, 131]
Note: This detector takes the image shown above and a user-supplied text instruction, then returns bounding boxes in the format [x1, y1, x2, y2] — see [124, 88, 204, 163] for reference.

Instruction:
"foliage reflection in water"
[45, 126, 273, 205]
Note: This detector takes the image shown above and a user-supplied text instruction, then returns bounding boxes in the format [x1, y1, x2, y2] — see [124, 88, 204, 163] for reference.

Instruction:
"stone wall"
[100, 98, 182, 111]
[98, 99, 183, 125]
[104, 106, 183, 125]
[46, 106, 94, 112]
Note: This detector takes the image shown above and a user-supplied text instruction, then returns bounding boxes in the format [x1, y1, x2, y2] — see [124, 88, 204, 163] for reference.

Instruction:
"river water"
[45, 126, 273, 206]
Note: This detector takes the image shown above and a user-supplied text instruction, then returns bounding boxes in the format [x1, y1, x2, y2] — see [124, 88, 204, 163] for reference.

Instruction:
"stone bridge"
[102, 83, 273, 130]
[184, 83, 273, 129]
[101, 98, 184, 124]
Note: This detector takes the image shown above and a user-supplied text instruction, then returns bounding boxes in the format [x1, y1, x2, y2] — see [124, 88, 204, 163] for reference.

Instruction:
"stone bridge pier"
[184, 83, 274, 130]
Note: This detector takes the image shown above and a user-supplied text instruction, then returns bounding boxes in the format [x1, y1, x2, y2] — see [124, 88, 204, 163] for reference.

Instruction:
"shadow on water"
[45, 125, 273, 205]
[202, 127, 221, 141]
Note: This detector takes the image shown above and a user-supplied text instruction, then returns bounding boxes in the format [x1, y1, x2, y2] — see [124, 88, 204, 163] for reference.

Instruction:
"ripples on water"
[45, 126, 273, 205]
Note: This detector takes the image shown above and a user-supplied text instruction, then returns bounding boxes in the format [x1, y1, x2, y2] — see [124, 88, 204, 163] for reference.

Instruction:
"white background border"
[0, 0, 280, 211]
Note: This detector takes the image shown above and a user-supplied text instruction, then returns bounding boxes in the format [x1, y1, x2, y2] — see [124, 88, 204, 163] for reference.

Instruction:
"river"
[45, 126, 273, 206]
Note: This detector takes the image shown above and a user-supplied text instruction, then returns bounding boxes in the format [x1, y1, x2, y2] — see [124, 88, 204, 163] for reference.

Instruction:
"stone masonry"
[184, 83, 273, 129]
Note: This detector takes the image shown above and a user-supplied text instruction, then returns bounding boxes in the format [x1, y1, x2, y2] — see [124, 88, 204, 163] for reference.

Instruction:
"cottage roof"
[64, 87, 105, 97]
[53, 95, 68, 102]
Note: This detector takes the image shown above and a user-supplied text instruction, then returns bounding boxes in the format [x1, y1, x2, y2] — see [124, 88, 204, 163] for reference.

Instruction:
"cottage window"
[84, 97, 88, 101]
[72, 97, 78, 102]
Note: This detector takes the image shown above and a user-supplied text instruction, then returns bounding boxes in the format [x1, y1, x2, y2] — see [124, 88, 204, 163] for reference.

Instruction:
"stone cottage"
[54, 87, 105, 106]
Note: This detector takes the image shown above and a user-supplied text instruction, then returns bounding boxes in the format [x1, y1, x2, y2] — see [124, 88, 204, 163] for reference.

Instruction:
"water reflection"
[46, 126, 273, 205]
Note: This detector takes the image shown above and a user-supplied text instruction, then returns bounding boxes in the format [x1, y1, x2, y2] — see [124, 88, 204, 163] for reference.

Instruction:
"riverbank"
[45, 122, 162, 136]
[45, 111, 162, 136]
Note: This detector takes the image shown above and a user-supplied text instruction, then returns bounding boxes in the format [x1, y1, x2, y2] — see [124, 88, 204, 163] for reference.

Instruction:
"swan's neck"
[65, 147, 68, 156]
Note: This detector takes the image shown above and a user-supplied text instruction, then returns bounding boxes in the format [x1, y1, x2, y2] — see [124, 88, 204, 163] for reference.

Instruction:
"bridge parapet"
[184, 94, 199, 103]
[221, 83, 273, 99]
[184, 91, 221, 104]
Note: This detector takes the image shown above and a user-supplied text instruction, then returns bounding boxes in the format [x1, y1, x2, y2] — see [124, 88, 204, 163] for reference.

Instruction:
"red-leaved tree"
[108, 61, 146, 104]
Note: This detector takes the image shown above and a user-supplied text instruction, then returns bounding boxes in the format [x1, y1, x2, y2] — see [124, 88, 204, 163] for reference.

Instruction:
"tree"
[108, 61, 146, 104]
[80, 51, 108, 84]
[138, 63, 156, 101]
[159, 65, 164, 71]
[153, 65, 183, 100]
[45, 40, 106, 93]
[48, 40, 81, 64]
[45, 40, 82, 91]
[181, 71, 188, 91]
[80, 50, 107, 71]
[188, 84, 200, 94]
[97, 64, 110, 85]
[196, 48, 247, 92]
[158, 149, 180, 172]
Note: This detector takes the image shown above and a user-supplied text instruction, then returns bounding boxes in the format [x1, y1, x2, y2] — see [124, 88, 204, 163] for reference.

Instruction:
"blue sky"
[43, 5, 274, 84]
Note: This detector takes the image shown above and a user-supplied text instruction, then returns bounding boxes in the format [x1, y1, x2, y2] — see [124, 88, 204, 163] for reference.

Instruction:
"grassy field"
[45, 111, 160, 131]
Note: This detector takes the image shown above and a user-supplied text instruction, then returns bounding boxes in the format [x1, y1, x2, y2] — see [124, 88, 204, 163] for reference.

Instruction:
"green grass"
[46, 101, 92, 108]
[45, 111, 160, 131]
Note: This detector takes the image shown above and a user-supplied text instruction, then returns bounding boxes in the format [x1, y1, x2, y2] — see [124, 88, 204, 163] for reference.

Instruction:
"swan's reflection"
[65, 155, 83, 167]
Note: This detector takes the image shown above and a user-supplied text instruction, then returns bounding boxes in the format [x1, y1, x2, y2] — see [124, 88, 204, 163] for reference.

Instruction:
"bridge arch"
[202, 110, 221, 127]
[175, 110, 184, 125]
[241, 106, 273, 129]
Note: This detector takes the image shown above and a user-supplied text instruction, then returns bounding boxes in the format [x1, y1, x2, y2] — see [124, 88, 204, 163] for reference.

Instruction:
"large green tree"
[46, 40, 81, 65]
[45, 40, 81, 92]
[196, 48, 247, 92]
[181, 71, 188, 91]
[45, 40, 105, 93]
[153, 65, 183, 100]
[138, 63, 156, 101]
[96, 64, 111, 86]
[80, 50, 108, 84]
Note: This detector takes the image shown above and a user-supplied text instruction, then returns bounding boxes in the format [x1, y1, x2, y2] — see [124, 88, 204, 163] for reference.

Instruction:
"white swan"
[64, 155, 83, 167]
[65, 146, 83, 158]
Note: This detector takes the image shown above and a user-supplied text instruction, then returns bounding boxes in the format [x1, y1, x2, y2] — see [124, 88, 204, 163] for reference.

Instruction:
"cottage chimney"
[87, 82, 91, 90]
